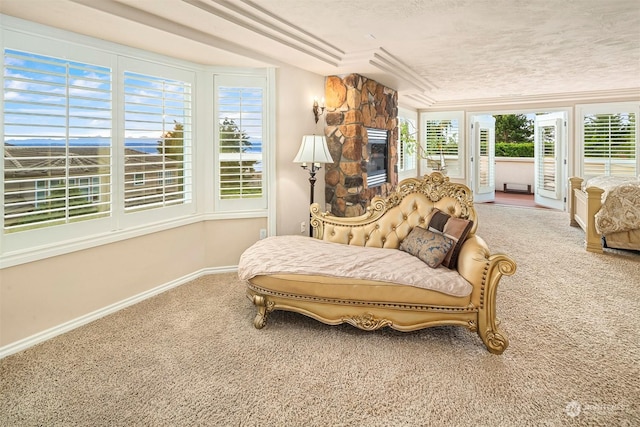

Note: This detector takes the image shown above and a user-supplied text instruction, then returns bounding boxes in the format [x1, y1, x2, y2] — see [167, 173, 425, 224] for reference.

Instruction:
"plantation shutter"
[582, 111, 637, 177]
[478, 127, 492, 188]
[3, 49, 112, 232]
[537, 123, 558, 192]
[215, 76, 266, 211]
[424, 119, 461, 178]
[533, 112, 565, 203]
[123, 71, 192, 212]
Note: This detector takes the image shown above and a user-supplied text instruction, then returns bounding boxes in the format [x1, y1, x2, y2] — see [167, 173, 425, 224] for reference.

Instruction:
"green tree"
[157, 120, 185, 199]
[219, 118, 261, 198]
[158, 120, 184, 162]
[495, 142, 534, 157]
[495, 114, 533, 144]
[219, 117, 251, 153]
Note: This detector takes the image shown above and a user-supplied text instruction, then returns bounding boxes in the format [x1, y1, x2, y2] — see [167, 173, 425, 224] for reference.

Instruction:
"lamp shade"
[293, 135, 334, 165]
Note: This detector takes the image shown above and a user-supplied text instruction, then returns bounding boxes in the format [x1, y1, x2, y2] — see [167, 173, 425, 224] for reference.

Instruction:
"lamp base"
[303, 165, 320, 237]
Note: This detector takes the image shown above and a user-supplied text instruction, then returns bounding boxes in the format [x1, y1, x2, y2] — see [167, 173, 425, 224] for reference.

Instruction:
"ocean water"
[5, 138, 262, 154]
[5, 138, 158, 154]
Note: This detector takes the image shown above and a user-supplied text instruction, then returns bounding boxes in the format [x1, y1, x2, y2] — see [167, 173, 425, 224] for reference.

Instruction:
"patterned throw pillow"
[428, 208, 473, 269]
[399, 226, 454, 268]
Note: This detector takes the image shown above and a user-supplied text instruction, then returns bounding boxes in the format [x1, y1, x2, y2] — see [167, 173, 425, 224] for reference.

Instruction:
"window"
[1, 30, 197, 255]
[3, 48, 112, 233]
[215, 76, 267, 211]
[123, 70, 192, 213]
[69, 177, 101, 202]
[578, 103, 638, 178]
[1, 19, 273, 263]
[422, 112, 464, 179]
[133, 173, 144, 186]
[3, 47, 196, 239]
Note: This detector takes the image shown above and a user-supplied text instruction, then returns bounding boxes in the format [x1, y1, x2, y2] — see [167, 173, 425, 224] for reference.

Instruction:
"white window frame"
[133, 173, 145, 186]
[117, 57, 196, 230]
[0, 16, 275, 267]
[2, 28, 116, 253]
[575, 102, 639, 179]
[420, 111, 466, 180]
[213, 74, 270, 213]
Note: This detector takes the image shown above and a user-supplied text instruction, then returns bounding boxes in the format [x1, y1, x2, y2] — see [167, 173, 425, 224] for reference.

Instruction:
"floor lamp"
[294, 134, 334, 236]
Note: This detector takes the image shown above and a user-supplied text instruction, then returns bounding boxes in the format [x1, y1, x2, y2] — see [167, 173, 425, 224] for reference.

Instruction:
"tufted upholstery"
[317, 193, 477, 249]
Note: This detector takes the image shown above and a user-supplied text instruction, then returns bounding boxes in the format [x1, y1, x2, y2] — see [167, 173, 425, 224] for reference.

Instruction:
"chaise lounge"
[238, 172, 517, 354]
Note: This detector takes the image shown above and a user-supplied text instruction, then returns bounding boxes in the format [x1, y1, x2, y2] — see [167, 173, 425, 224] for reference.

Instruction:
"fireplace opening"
[366, 127, 388, 187]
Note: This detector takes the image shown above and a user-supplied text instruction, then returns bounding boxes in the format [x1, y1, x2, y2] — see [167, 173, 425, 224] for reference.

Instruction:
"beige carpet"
[1, 204, 639, 426]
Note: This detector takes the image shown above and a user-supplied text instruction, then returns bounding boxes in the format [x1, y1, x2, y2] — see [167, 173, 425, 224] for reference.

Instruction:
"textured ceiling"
[1, 0, 639, 108]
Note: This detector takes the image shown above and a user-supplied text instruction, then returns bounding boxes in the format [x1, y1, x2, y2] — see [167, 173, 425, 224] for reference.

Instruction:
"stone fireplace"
[323, 74, 398, 217]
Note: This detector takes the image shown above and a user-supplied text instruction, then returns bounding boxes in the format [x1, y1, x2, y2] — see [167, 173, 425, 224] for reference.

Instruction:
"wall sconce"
[312, 97, 325, 123]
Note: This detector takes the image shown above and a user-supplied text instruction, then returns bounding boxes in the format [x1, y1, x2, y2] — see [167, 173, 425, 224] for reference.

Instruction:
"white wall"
[275, 67, 327, 236]
[495, 158, 534, 192]
[0, 218, 266, 350]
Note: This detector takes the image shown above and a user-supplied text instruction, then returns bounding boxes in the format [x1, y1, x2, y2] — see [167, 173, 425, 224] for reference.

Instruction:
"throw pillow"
[399, 226, 454, 268]
[428, 208, 473, 269]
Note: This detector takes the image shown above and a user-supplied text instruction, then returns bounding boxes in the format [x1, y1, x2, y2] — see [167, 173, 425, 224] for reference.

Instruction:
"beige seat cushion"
[239, 235, 473, 298]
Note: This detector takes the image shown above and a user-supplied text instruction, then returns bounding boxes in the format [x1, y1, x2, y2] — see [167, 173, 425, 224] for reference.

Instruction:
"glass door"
[471, 115, 496, 202]
[534, 112, 566, 210]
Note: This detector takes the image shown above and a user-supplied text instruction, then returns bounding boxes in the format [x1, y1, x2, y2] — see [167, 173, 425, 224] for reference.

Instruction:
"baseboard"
[0, 266, 237, 359]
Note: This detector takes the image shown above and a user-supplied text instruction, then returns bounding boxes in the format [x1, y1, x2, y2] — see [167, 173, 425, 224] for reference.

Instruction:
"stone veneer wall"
[323, 74, 398, 217]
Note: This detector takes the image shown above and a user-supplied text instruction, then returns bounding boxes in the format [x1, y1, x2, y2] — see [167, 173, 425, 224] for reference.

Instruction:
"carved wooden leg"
[477, 323, 509, 355]
[251, 294, 272, 329]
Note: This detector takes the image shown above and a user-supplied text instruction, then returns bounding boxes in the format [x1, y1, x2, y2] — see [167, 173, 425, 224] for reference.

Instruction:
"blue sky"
[4, 48, 192, 142]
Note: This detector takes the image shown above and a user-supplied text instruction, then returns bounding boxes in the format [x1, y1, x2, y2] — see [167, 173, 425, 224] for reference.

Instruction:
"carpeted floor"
[1, 204, 639, 426]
